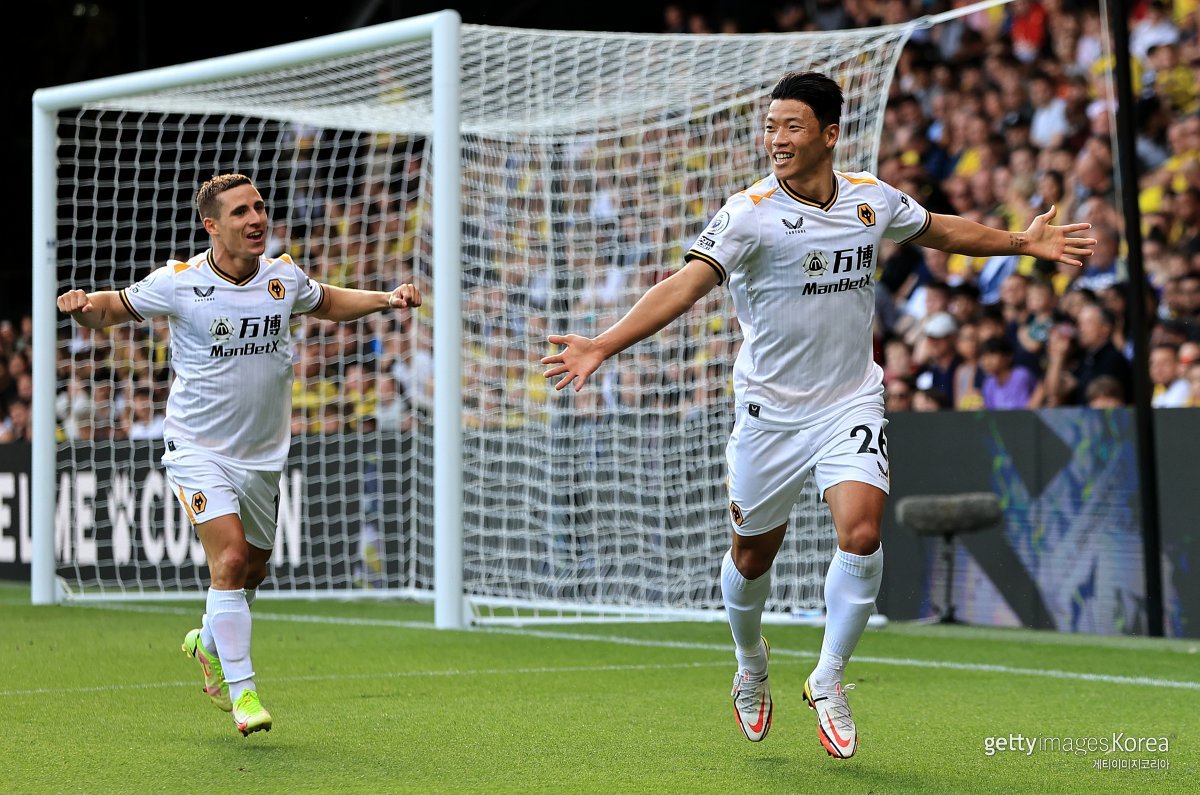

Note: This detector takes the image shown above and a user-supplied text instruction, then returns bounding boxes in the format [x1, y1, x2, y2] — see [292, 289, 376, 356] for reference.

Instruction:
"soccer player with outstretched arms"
[542, 72, 1093, 758]
[57, 173, 421, 737]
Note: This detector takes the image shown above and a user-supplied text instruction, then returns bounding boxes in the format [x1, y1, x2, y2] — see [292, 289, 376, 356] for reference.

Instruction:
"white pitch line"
[63, 603, 1200, 692]
[75, 601, 436, 631]
[0, 660, 731, 698]
[481, 626, 1200, 690]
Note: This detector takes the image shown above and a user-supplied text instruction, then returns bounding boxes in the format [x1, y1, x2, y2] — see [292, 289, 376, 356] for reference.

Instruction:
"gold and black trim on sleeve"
[897, 208, 933, 246]
[686, 251, 727, 285]
[118, 289, 146, 322]
[305, 283, 327, 315]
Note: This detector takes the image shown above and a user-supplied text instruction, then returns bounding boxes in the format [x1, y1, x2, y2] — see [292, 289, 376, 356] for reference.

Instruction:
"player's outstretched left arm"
[541, 259, 719, 392]
[914, 205, 1095, 267]
[308, 283, 422, 321]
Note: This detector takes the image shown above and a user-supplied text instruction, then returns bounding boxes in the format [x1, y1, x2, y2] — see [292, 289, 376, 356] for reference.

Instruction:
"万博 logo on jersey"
[802, 250, 829, 278]
[209, 316, 234, 342]
[782, 215, 805, 235]
[706, 211, 731, 236]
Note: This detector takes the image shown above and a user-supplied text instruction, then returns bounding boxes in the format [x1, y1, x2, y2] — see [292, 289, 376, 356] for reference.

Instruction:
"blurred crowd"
[668, 0, 1200, 413]
[865, 0, 1200, 412]
[0, 318, 33, 442]
[21, 0, 1200, 446]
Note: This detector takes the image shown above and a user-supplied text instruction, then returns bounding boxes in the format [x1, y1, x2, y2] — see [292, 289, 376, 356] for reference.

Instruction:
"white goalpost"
[32, 11, 465, 627]
[31, 3, 1008, 626]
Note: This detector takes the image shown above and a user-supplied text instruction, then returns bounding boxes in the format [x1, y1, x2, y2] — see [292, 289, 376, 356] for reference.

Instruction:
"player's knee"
[730, 544, 774, 580]
[209, 547, 251, 589]
[839, 520, 881, 556]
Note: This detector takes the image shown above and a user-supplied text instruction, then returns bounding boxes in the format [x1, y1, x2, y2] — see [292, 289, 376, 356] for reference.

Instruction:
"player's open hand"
[57, 289, 94, 316]
[1024, 205, 1096, 267]
[542, 334, 605, 392]
[388, 283, 422, 309]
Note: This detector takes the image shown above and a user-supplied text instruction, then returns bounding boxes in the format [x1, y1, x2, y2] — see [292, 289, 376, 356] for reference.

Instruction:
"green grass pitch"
[1, 581, 1195, 793]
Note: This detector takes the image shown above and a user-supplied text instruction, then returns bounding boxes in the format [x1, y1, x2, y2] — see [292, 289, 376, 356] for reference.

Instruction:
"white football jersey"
[687, 171, 930, 424]
[121, 250, 325, 469]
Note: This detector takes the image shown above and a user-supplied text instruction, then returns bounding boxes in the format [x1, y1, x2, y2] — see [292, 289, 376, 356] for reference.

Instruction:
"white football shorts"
[163, 445, 282, 550]
[725, 398, 890, 536]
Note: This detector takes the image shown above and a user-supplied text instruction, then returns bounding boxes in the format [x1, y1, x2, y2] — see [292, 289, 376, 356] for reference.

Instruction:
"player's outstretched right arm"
[541, 259, 719, 392]
[56, 289, 135, 329]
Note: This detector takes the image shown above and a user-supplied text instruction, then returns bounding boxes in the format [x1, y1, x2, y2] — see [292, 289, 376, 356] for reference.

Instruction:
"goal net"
[32, 8, 990, 620]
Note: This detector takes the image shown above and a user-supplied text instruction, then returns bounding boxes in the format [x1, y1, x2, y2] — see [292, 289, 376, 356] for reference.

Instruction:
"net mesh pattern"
[52, 21, 915, 616]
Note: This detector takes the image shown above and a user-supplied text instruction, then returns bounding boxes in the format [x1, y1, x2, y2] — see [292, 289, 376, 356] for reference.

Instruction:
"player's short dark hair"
[196, 173, 254, 220]
[770, 71, 843, 129]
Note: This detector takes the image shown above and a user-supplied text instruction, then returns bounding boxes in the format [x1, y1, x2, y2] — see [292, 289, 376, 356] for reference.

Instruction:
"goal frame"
[30, 10, 467, 627]
[31, 0, 1011, 626]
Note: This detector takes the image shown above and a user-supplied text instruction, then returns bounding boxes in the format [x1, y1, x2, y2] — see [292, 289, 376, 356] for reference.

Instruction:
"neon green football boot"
[182, 628, 232, 712]
[231, 690, 273, 737]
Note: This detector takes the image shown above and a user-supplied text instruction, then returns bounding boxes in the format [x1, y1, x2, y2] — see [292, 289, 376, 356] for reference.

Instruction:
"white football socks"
[200, 586, 256, 653]
[721, 549, 771, 675]
[206, 587, 256, 702]
[812, 545, 883, 689]
[200, 614, 216, 654]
